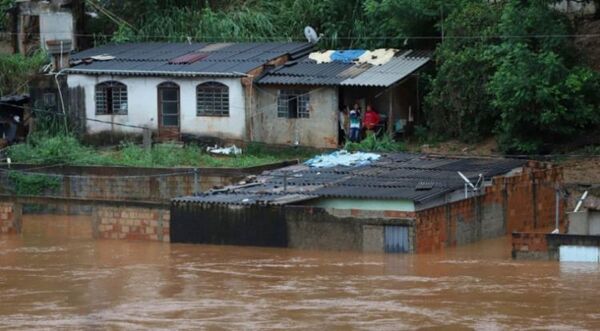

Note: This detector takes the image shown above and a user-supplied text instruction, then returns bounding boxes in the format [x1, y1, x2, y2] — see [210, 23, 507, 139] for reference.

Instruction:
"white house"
[64, 42, 313, 141]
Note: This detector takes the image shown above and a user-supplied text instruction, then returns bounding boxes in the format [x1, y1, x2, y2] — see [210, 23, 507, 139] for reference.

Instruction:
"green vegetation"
[424, 0, 600, 153]
[345, 134, 407, 153]
[7, 134, 316, 168]
[0, 0, 14, 31]
[0, 52, 47, 95]
[7, 171, 60, 195]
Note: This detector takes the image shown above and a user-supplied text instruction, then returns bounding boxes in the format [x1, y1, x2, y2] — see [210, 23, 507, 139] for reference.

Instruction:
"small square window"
[277, 90, 310, 119]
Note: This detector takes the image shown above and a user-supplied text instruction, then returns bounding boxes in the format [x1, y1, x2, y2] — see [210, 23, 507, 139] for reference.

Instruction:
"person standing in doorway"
[349, 110, 361, 142]
[362, 105, 380, 136]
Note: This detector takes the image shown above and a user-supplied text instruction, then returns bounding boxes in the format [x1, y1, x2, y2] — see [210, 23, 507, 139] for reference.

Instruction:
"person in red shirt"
[362, 105, 380, 132]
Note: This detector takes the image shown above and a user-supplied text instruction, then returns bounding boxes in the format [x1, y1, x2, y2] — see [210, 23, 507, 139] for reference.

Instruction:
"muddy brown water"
[1, 215, 600, 330]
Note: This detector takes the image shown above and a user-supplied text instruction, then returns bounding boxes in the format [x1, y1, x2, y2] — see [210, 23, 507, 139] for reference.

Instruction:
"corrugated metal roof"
[174, 153, 527, 206]
[67, 42, 314, 77]
[256, 50, 431, 87]
[340, 53, 430, 87]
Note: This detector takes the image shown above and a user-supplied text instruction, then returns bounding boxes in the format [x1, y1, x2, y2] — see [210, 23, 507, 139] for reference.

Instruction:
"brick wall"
[414, 164, 564, 253]
[0, 202, 20, 234]
[95, 206, 170, 242]
[511, 232, 549, 260]
[0, 163, 295, 202]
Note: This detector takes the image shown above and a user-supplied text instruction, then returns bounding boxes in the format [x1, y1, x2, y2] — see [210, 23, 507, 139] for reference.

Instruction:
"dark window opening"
[277, 90, 309, 119]
[95, 81, 127, 115]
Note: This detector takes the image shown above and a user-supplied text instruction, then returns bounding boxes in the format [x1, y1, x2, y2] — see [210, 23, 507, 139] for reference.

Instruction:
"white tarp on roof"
[305, 150, 380, 168]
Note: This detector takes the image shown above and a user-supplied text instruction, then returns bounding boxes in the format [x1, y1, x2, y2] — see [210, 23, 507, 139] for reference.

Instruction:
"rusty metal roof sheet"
[67, 42, 314, 77]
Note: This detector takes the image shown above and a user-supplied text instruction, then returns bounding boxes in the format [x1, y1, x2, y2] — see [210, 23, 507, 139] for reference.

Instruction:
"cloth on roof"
[305, 150, 380, 168]
[330, 50, 366, 63]
[308, 50, 335, 64]
[357, 49, 398, 66]
[257, 50, 431, 87]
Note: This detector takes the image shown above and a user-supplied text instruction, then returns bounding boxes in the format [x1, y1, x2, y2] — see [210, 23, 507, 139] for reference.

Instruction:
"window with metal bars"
[277, 90, 310, 118]
[95, 81, 128, 115]
[196, 82, 229, 116]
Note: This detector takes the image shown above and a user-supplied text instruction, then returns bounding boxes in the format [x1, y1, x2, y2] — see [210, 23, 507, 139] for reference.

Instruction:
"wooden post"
[387, 90, 393, 136]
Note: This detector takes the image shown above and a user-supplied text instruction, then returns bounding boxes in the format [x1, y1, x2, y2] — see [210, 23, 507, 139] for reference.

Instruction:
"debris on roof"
[304, 150, 380, 168]
[173, 152, 527, 207]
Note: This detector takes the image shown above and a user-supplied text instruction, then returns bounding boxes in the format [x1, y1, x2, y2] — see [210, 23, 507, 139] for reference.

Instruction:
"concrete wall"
[96, 206, 170, 242]
[568, 210, 600, 235]
[39, 11, 74, 51]
[252, 86, 339, 148]
[67, 75, 247, 140]
[0, 163, 290, 202]
[310, 198, 415, 212]
[513, 233, 600, 261]
[0, 200, 170, 242]
[554, 0, 597, 16]
[170, 203, 416, 253]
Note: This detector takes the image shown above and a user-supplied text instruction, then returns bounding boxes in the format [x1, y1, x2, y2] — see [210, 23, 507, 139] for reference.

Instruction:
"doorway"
[157, 82, 180, 140]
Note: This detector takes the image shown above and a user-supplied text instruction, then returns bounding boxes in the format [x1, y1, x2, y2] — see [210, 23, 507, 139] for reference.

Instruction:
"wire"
[2, 30, 600, 40]
[0, 101, 149, 130]
[0, 167, 197, 179]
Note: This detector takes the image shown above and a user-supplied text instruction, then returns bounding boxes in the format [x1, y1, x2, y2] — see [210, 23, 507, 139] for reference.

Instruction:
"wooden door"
[157, 82, 180, 140]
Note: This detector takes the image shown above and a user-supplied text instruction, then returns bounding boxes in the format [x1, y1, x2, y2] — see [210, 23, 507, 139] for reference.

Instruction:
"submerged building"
[171, 153, 564, 253]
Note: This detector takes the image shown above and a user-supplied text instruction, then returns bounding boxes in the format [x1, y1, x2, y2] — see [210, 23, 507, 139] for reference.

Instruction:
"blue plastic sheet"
[330, 50, 366, 63]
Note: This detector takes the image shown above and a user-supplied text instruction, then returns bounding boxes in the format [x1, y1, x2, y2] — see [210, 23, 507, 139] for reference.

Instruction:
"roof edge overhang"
[339, 59, 430, 88]
[64, 68, 246, 78]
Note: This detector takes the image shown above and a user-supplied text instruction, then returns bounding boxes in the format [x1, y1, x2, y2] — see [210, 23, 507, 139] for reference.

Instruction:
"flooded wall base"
[512, 232, 600, 261]
[0, 202, 22, 234]
[95, 206, 170, 242]
[0, 200, 170, 243]
[170, 203, 415, 253]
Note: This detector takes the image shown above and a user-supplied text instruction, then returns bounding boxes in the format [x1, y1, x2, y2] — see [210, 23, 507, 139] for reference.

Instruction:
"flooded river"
[1, 219, 600, 330]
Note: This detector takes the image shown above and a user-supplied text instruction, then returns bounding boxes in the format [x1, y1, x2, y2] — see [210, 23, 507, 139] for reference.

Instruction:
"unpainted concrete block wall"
[95, 206, 170, 242]
[0, 202, 21, 234]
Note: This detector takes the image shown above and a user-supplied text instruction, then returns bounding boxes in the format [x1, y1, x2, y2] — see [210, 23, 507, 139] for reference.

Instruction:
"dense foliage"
[424, 0, 600, 153]
[0, 52, 47, 95]
[0, 0, 14, 31]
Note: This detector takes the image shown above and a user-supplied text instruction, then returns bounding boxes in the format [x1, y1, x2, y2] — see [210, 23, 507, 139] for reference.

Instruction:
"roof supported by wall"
[65, 42, 314, 78]
[174, 153, 527, 210]
[256, 50, 431, 87]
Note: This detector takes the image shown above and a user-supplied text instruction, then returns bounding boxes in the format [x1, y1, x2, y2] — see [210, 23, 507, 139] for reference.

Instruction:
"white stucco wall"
[67, 75, 247, 140]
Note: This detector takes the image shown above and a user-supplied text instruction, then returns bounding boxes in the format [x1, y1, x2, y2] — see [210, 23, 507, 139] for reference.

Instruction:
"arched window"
[197, 82, 229, 117]
[95, 81, 127, 115]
